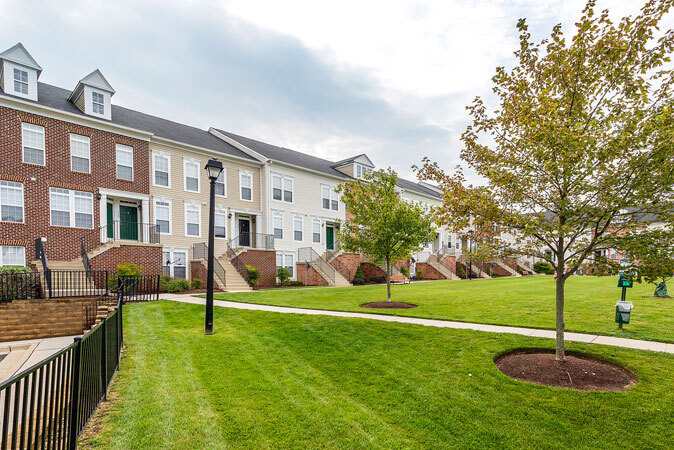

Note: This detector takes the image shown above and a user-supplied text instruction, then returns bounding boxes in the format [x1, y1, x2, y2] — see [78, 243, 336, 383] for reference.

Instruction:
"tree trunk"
[555, 266, 566, 361]
[386, 256, 392, 302]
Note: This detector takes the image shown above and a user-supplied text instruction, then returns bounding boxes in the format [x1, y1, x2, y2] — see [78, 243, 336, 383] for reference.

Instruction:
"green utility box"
[618, 273, 633, 288]
[615, 301, 633, 324]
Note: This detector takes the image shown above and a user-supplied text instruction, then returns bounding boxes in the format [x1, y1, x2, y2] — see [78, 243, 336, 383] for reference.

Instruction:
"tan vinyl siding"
[74, 91, 85, 113]
[335, 163, 354, 177]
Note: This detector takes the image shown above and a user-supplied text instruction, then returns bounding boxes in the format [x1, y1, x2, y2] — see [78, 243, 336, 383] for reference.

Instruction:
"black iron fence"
[0, 272, 42, 302]
[0, 296, 123, 450]
[49, 270, 109, 299]
[114, 275, 160, 303]
[192, 243, 226, 289]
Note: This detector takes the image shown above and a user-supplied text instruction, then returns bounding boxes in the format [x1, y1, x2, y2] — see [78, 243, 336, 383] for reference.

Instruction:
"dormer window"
[356, 164, 373, 179]
[13, 68, 28, 94]
[92, 92, 105, 115]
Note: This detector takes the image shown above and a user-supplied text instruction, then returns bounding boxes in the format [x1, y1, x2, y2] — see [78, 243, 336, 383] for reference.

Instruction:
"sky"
[0, 0, 661, 182]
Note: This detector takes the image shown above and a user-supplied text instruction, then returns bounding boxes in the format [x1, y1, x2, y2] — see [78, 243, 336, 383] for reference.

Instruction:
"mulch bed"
[495, 349, 637, 391]
[160, 288, 224, 295]
[641, 296, 672, 299]
[360, 301, 418, 309]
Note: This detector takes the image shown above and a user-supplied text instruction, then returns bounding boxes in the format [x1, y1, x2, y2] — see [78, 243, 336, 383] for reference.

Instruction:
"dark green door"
[119, 205, 138, 240]
[326, 226, 334, 250]
[106, 203, 114, 239]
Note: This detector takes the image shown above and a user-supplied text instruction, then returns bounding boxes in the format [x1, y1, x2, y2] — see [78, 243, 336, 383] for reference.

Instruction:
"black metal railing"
[115, 275, 160, 303]
[229, 233, 274, 250]
[0, 295, 123, 449]
[35, 238, 51, 296]
[325, 250, 353, 281]
[82, 221, 160, 255]
[49, 270, 109, 299]
[298, 247, 335, 284]
[192, 243, 226, 289]
[0, 271, 43, 302]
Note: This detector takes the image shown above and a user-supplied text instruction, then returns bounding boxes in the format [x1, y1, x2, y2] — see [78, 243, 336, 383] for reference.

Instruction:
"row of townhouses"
[0, 43, 522, 291]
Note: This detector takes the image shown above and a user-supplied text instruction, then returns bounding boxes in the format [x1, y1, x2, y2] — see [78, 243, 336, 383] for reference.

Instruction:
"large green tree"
[337, 169, 435, 302]
[416, 0, 674, 360]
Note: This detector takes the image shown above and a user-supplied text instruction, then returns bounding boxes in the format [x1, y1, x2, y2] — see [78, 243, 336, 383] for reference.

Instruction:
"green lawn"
[83, 301, 674, 448]
[206, 276, 674, 343]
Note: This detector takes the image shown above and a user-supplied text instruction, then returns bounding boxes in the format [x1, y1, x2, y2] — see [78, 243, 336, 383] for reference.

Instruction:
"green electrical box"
[618, 273, 633, 288]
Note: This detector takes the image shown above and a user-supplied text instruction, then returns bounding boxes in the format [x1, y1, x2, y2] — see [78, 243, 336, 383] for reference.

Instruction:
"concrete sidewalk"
[160, 293, 674, 355]
[0, 335, 79, 382]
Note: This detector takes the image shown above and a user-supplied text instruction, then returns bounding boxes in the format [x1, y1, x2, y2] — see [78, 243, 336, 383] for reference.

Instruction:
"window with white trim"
[153, 151, 170, 187]
[215, 169, 226, 197]
[455, 239, 460, 250]
[163, 248, 187, 279]
[276, 252, 294, 278]
[70, 134, 90, 173]
[293, 215, 303, 241]
[184, 158, 200, 192]
[49, 188, 93, 228]
[273, 212, 283, 239]
[14, 69, 28, 95]
[240, 171, 253, 201]
[184, 202, 201, 237]
[321, 185, 338, 211]
[215, 207, 227, 238]
[116, 144, 133, 180]
[1, 181, 24, 223]
[92, 91, 105, 115]
[154, 198, 171, 234]
[22, 123, 45, 166]
[0, 246, 25, 267]
[272, 174, 293, 203]
[312, 219, 321, 243]
[356, 164, 373, 179]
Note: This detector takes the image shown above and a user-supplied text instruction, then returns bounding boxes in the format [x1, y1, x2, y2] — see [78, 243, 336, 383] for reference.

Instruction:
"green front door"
[326, 226, 334, 250]
[106, 203, 114, 239]
[119, 205, 138, 240]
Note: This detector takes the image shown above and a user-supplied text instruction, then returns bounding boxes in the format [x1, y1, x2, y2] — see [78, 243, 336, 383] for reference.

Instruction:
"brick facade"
[296, 263, 328, 286]
[360, 262, 386, 279]
[190, 260, 208, 282]
[90, 244, 162, 275]
[237, 249, 276, 287]
[333, 252, 361, 281]
[0, 105, 150, 263]
[0, 298, 94, 341]
[439, 255, 457, 276]
[415, 262, 445, 280]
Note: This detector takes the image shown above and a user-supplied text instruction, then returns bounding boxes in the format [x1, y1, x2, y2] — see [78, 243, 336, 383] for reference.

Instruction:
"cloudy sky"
[0, 0, 658, 181]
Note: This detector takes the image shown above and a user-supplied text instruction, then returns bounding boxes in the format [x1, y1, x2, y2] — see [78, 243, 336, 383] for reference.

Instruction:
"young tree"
[416, 0, 674, 360]
[337, 169, 435, 302]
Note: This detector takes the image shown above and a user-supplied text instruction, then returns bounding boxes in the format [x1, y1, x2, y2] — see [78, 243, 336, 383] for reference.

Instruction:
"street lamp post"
[467, 229, 474, 281]
[204, 158, 224, 335]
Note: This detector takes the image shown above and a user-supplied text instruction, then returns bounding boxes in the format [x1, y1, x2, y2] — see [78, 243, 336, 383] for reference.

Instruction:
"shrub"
[282, 280, 304, 287]
[370, 276, 386, 284]
[178, 279, 190, 291]
[533, 261, 554, 275]
[354, 266, 364, 280]
[246, 265, 260, 287]
[191, 278, 203, 289]
[399, 266, 410, 278]
[277, 267, 291, 285]
[163, 278, 190, 293]
[159, 275, 173, 292]
[416, 269, 424, 280]
[116, 262, 143, 276]
[0, 266, 31, 273]
[352, 277, 365, 285]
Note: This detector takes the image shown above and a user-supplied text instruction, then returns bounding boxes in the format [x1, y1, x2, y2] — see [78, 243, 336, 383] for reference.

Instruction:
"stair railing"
[298, 247, 335, 284]
[325, 249, 352, 281]
[35, 237, 52, 298]
[192, 243, 227, 289]
[226, 237, 251, 283]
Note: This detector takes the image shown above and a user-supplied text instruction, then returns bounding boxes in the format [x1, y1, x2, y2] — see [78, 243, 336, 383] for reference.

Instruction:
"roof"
[331, 154, 374, 168]
[215, 129, 441, 199]
[0, 43, 42, 74]
[69, 69, 116, 102]
[0, 82, 258, 162]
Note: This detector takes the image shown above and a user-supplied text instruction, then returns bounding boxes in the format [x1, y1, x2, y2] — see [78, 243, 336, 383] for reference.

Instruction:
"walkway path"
[161, 294, 674, 354]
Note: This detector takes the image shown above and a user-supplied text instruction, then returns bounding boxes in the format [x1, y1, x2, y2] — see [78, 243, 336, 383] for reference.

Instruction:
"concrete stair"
[216, 256, 252, 292]
[311, 260, 351, 287]
[427, 255, 460, 280]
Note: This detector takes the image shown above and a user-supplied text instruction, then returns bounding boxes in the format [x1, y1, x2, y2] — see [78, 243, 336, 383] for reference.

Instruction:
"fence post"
[68, 337, 83, 450]
[156, 274, 160, 301]
[117, 279, 124, 347]
[101, 317, 107, 401]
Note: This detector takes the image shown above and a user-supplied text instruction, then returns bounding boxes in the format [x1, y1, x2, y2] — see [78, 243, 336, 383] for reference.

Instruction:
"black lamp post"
[467, 229, 474, 281]
[204, 158, 224, 335]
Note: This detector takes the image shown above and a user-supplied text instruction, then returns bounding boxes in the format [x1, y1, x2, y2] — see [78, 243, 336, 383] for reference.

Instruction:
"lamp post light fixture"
[204, 158, 224, 335]
[467, 229, 474, 281]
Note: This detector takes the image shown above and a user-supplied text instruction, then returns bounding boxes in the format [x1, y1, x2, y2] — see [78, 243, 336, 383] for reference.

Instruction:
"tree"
[415, 0, 674, 360]
[337, 169, 435, 302]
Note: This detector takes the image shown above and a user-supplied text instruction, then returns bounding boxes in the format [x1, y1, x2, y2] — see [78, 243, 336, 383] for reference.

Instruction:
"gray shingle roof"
[0, 82, 258, 162]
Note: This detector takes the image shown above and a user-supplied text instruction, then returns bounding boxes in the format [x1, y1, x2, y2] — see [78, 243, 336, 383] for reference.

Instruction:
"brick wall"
[0, 105, 150, 262]
[237, 249, 276, 287]
[334, 253, 361, 281]
[190, 260, 207, 282]
[0, 298, 94, 341]
[360, 262, 386, 278]
[489, 263, 513, 277]
[439, 255, 457, 276]
[416, 262, 445, 280]
[296, 263, 328, 286]
[90, 245, 162, 275]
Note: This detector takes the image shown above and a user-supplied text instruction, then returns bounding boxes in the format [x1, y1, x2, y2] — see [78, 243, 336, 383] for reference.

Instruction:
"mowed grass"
[208, 276, 674, 342]
[82, 301, 674, 449]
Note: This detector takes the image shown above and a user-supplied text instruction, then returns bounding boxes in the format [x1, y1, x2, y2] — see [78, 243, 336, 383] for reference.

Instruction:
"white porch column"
[99, 193, 107, 244]
[141, 199, 150, 243]
[230, 211, 236, 240]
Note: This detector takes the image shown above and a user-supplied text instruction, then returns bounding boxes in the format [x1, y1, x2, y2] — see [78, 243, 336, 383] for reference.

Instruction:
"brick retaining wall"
[0, 298, 93, 342]
[237, 250, 276, 287]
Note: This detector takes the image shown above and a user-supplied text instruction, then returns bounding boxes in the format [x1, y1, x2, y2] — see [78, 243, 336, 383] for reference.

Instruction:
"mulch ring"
[641, 295, 673, 299]
[495, 349, 637, 391]
[360, 301, 418, 309]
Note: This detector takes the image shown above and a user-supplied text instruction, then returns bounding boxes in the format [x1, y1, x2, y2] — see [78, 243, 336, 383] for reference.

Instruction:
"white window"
[215, 169, 226, 197]
[116, 144, 133, 180]
[14, 69, 28, 95]
[215, 207, 227, 238]
[272, 174, 293, 203]
[273, 212, 283, 239]
[184, 202, 201, 237]
[356, 164, 373, 179]
[22, 123, 45, 166]
[312, 219, 321, 244]
[0, 181, 24, 223]
[92, 91, 105, 115]
[455, 239, 460, 250]
[321, 185, 338, 211]
[154, 198, 172, 235]
[153, 151, 170, 187]
[70, 134, 90, 173]
[0, 246, 25, 267]
[163, 248, 187, 279]
[184, 158, 200, 193]
[240, 171, 253, 201]
[276, 252, 294, 278]
[49, 188, 93, 229]
[293, 215, 303, 241]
